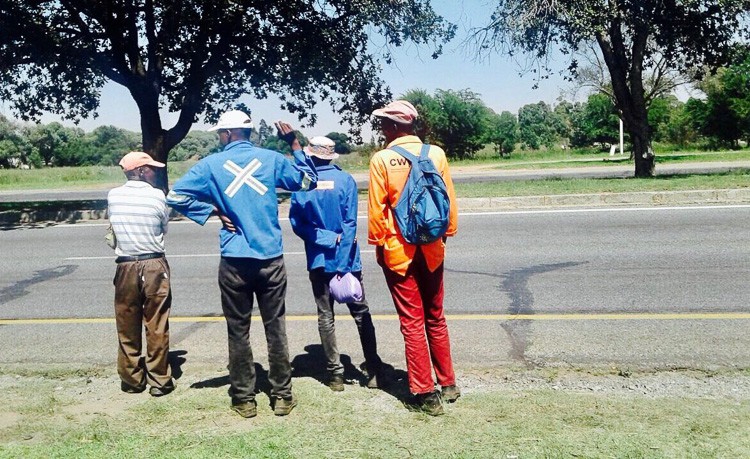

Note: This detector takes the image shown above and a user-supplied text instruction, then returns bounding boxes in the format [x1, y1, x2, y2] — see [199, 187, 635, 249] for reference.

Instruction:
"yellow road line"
[2, 312, 750, 326]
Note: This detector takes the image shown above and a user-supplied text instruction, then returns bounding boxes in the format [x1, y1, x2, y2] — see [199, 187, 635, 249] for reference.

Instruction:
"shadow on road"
[0, 264, 78, 305]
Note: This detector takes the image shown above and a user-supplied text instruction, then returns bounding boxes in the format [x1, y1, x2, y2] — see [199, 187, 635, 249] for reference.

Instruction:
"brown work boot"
[361, 362, 389, 389]
[441, 385, 461, 403]
[120, 380, 146, 394]
[328, 374, 345, 392]
[149, 380, 176, 397]
[273, 396, 298, 416]
[231, 400, 257, 418]
[405, 391, 444, 416]
[365, 372, 381, 389]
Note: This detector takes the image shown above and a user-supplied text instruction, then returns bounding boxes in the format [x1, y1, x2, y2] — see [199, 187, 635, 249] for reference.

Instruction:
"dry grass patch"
[0, 368, 749, 458]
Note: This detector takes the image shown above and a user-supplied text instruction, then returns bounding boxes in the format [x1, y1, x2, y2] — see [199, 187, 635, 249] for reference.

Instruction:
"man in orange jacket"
[368, 100, 460, 416]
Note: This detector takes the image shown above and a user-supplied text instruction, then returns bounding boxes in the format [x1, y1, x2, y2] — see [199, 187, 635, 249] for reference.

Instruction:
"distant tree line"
[0, 48, 747, 168]
[0, 115, 355, 169]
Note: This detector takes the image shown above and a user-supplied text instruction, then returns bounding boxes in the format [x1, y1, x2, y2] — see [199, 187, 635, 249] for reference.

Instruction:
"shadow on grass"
[189, 363, 272, 403]
[291, 344, 362, 387]
[372, 364, 411, 405]
[168, 349, 187, 380]
[290, 344, 411, 404]
[177, 345, 413, 407]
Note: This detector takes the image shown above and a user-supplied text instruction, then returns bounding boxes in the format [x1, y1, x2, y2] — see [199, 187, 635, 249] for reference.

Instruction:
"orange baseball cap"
[119, 151, 165, 171]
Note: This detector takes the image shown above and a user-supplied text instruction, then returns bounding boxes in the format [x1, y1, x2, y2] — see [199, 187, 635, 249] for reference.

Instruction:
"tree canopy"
[689, 46, 750, 147]
[484, 110, 518, 157]
[570, 93, 619, 148]
[403, 88, 492, 159]
[518, 101, 559, 150]
[0, 0, 455, 171]
[474, 0, 750, 177]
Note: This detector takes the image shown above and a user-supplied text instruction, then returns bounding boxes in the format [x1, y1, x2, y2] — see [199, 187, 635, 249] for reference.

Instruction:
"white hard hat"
[208, 110, 254, 131]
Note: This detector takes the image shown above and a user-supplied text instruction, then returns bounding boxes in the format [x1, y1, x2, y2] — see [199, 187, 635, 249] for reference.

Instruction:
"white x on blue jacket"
[167, 140, 317, 259]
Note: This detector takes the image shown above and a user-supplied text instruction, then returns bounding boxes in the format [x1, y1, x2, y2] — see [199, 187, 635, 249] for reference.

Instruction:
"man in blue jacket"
[167, 110, 317, 418]
[289, 136, 383, 392]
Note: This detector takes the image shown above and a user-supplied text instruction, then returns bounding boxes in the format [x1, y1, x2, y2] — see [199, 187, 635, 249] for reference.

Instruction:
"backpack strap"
[419, 143, 431, 159]
[388, 145, 420, 164]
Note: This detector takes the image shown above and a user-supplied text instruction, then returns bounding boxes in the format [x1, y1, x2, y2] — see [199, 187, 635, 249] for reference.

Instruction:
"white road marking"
[51, 203, 750, 229]
[66, 250, 376, 261]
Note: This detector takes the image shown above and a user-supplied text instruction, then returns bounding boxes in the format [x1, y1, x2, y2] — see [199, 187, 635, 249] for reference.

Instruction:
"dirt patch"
[458, 367, 750, 400]
[2, 367, 750, 431]
[0, 413, 20, 430]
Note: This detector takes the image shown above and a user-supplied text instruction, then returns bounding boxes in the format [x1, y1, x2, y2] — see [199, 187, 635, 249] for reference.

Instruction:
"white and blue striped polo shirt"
[107, 181, 169, 257]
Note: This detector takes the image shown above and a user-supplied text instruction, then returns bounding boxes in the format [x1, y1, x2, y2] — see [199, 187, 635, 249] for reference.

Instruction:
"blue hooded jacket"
[289, 164, 362, 273]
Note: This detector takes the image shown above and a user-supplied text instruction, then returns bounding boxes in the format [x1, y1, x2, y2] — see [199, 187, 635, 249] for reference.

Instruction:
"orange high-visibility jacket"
[367, 135, 458, 276]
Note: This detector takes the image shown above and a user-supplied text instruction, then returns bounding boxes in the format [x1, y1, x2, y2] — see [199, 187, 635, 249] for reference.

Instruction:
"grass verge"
[454, 170, 750, 198]
[2, 150, 750, 192]
[0, 369, 748, 458]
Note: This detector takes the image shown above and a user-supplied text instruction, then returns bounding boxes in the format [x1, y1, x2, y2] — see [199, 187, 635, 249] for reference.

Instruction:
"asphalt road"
[2, 204, 750, 373]
[2, 204, 748, 319]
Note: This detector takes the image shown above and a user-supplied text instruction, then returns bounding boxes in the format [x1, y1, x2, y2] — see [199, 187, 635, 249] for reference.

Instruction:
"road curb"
[457, 188, 750, 211]
[2, 188, 750, 226]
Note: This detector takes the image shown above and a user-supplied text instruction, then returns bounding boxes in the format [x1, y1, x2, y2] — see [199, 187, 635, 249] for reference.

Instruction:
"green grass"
[482, 149, 750, 171]
[0, 162, 194, 191]
[0, 371, 748, 458]
[2, 148, 750, 195]
[454, 170, 750, 198]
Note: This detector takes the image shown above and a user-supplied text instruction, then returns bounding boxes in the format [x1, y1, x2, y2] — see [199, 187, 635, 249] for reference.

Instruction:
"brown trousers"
[113, 257, 172, 389]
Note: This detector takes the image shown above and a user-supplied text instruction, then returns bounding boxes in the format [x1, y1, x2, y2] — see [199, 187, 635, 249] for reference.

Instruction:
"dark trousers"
[113, 257, 173, 389]
[309, 269, 382, 376]
[219, 256, 292, 403]
[379, 248, 456, 395]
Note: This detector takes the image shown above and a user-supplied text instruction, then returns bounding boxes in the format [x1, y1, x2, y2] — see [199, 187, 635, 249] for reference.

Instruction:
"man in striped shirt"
[107, 151, 175, 397]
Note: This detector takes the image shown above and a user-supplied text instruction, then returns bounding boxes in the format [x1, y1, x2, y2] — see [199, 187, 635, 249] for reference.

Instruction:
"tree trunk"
[125, 79, 166, 192]
[631, 124, 655, 178]
[596, 14, 656, 178]
[128, 68, 201, 193]
[140, 115, 170, 194]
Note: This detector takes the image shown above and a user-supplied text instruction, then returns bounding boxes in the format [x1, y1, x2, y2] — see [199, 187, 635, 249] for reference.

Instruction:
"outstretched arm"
[273, 121, 318, 191]
[275, 121, 302, 151]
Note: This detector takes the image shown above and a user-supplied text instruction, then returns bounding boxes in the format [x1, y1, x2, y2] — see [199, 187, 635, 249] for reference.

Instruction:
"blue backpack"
[389, 144, 451, 245]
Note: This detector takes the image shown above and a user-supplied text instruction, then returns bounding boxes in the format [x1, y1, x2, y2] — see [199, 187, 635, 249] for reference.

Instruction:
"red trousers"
[379, 248, 456, 394]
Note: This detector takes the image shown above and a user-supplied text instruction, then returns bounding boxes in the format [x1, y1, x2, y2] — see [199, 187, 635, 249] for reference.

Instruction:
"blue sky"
[5, 0, 571, 138]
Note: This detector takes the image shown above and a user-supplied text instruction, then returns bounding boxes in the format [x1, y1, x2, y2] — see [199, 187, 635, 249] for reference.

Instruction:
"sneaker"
[121, 381, 146, 394]
[231, 400, 257, 418]
[273, 396, 298, 416]
[149, 382, 176, 397]
[405, 391, 444, 416]
[328, 374, 345, 392]
[441, 385, 461, 403]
